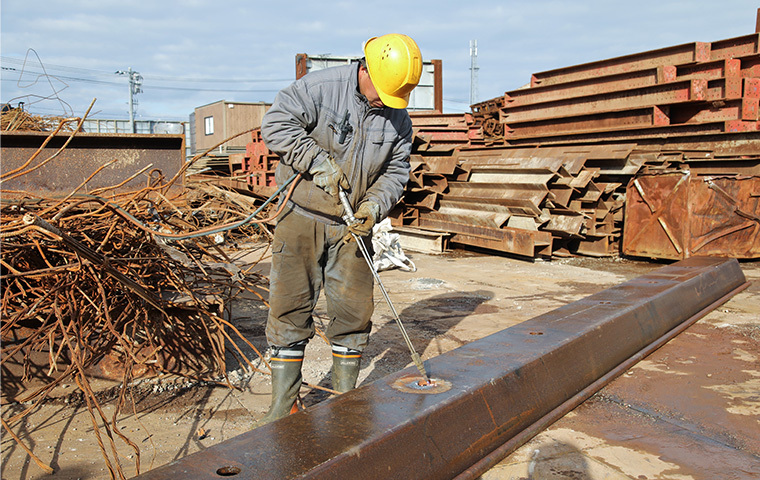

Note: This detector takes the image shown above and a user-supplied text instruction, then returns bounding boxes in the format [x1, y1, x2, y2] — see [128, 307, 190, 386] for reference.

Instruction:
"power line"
[147, 85, 283, 93]
[0, 56, 291, 84]
[2, 69, 124, 87]
[2, 71, 284, 93]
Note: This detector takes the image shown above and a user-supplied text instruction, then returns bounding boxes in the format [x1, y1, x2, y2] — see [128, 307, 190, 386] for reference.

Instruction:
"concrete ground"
[1, 245, 758, 479]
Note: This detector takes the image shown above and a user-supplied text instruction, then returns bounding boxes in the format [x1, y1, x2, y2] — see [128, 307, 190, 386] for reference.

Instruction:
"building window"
[204, 116, 214, 135]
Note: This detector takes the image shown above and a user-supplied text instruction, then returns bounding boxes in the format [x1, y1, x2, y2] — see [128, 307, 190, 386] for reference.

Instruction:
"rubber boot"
[331, 345, 362, 393]
[254, 344, 304, 427]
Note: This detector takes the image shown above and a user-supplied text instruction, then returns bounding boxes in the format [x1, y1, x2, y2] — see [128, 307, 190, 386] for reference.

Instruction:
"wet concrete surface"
[1, 247, 758, 479]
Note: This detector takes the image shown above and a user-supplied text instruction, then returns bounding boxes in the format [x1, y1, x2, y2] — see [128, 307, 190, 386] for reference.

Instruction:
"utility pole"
[115, 67, 143, 133]
[469, 40, 479, 106]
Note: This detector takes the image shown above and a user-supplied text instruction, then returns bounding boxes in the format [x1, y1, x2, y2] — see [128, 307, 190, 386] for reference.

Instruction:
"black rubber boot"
[331, 345, 362, 393]
[254, 344, 305, 428]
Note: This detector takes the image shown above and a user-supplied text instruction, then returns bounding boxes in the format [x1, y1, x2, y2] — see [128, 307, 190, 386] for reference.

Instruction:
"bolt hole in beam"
[136, 257, 748, 480]
[215, 466, 240, 476]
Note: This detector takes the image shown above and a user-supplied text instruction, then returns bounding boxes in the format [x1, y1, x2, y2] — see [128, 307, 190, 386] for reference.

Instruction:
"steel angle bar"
[459, 156, 567, 174]
[455, 145, 539, 159]
[134, 257, 748, 480]
[447, 182, 548, 205]
[422, 156, 459, 175]
[471, 97, 506, 116]
[548, 143, 637, 160]
[415, 214, 553, 257]
[435, 199, 513, 229]
[466, 170, 556, 185]
[569, 234, 615, 257]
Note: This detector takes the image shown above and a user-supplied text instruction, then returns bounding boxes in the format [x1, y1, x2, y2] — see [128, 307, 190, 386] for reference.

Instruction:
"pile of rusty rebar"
[1, 108, 77, 132]
[0, 117, 279, 478]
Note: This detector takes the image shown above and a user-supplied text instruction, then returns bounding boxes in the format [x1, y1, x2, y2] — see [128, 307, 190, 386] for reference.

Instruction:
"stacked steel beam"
[396, 31, 760, 259]
[472, 33, 760, 145]
[395, 133, 638, 257]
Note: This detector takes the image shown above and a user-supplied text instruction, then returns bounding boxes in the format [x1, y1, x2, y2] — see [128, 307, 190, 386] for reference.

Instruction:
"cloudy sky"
[1, 1, 758, 123]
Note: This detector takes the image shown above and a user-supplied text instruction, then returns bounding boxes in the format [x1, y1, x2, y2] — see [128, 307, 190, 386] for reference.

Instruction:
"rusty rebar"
[1, 139, 284, 478]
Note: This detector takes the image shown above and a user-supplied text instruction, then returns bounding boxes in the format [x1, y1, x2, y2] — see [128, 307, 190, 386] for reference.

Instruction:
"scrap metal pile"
[0, 107, 78, 132]
[1, 117, 275, 477]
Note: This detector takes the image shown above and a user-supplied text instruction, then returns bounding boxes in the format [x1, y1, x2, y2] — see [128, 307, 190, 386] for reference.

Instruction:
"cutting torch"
[339, 188, 431, 384]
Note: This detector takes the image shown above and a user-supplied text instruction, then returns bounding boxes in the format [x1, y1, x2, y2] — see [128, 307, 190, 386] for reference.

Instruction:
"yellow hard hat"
[363, 34, 423, 109]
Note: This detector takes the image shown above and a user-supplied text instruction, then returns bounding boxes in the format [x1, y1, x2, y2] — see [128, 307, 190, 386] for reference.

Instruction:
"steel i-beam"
[134, 256, 748, 480]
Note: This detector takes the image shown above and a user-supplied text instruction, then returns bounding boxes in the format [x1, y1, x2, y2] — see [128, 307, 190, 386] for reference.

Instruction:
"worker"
[256, 33, 423, 425]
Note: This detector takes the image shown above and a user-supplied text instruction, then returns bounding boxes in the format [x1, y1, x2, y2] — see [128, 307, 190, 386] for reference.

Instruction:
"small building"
[190, 100, 270, 155]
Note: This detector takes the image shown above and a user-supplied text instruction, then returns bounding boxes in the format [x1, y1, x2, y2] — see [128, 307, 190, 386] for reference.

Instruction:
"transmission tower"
[470, 40, 479, 105]
[115, 67, 143, 133]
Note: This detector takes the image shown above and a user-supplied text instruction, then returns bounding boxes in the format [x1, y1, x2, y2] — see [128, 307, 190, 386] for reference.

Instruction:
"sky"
[1, 1, 758, 123]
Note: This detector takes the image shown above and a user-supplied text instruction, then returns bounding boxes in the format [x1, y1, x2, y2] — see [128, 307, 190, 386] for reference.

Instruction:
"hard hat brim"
[376, 89, 410, 109]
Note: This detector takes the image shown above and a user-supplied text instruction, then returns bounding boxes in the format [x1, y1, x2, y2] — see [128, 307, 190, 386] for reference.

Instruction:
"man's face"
[359, 66, 385, 108]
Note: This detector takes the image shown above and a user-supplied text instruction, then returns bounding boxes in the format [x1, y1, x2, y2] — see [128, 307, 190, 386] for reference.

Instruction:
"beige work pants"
[265, 207, 374, 351]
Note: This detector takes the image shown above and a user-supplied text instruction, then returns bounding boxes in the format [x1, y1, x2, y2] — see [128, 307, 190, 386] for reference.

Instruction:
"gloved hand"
[343, 201, 380, 243]
[310, 155, 349, 198]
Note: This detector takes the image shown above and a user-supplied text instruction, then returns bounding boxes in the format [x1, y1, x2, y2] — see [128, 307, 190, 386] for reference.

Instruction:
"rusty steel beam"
[709, 33, 760, 62]
[503, 121, 760, 146]
[511, 63, 699, 108]
[409, 112, 468, 127]
[505, 131, 760, 158]
[518, 58, 751, 108]
[471, 96, 505, 116]
[0, 132, 185, 196]
[505, 107, 666, 139]
[135, 257, 748, 480]
[417, 217, 553, 258]
[0, 131, 185, 197]
[500, 79, 747, 125]
[531, 41, 711, 87]
[445, 182, 546, 217]
[530, 34, 759, 88]
[434, 199, 512, 229]
[513, 68, 666, 107]
[504, 98, 759, 140]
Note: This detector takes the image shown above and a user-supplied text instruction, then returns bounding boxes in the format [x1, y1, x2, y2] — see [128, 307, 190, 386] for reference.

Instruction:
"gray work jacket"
[261, 62, 412, 225]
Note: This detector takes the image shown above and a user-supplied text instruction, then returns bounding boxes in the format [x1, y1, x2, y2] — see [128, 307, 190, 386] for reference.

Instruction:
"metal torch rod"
[339, 189, 430, 382]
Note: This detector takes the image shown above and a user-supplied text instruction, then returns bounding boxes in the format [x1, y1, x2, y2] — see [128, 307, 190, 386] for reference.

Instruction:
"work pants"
[265, 207, 374, 352]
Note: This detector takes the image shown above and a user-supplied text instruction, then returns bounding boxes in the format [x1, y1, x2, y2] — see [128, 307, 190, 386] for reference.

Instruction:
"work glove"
[343, 201, 380, 243]
[310, 155, 349, 198]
